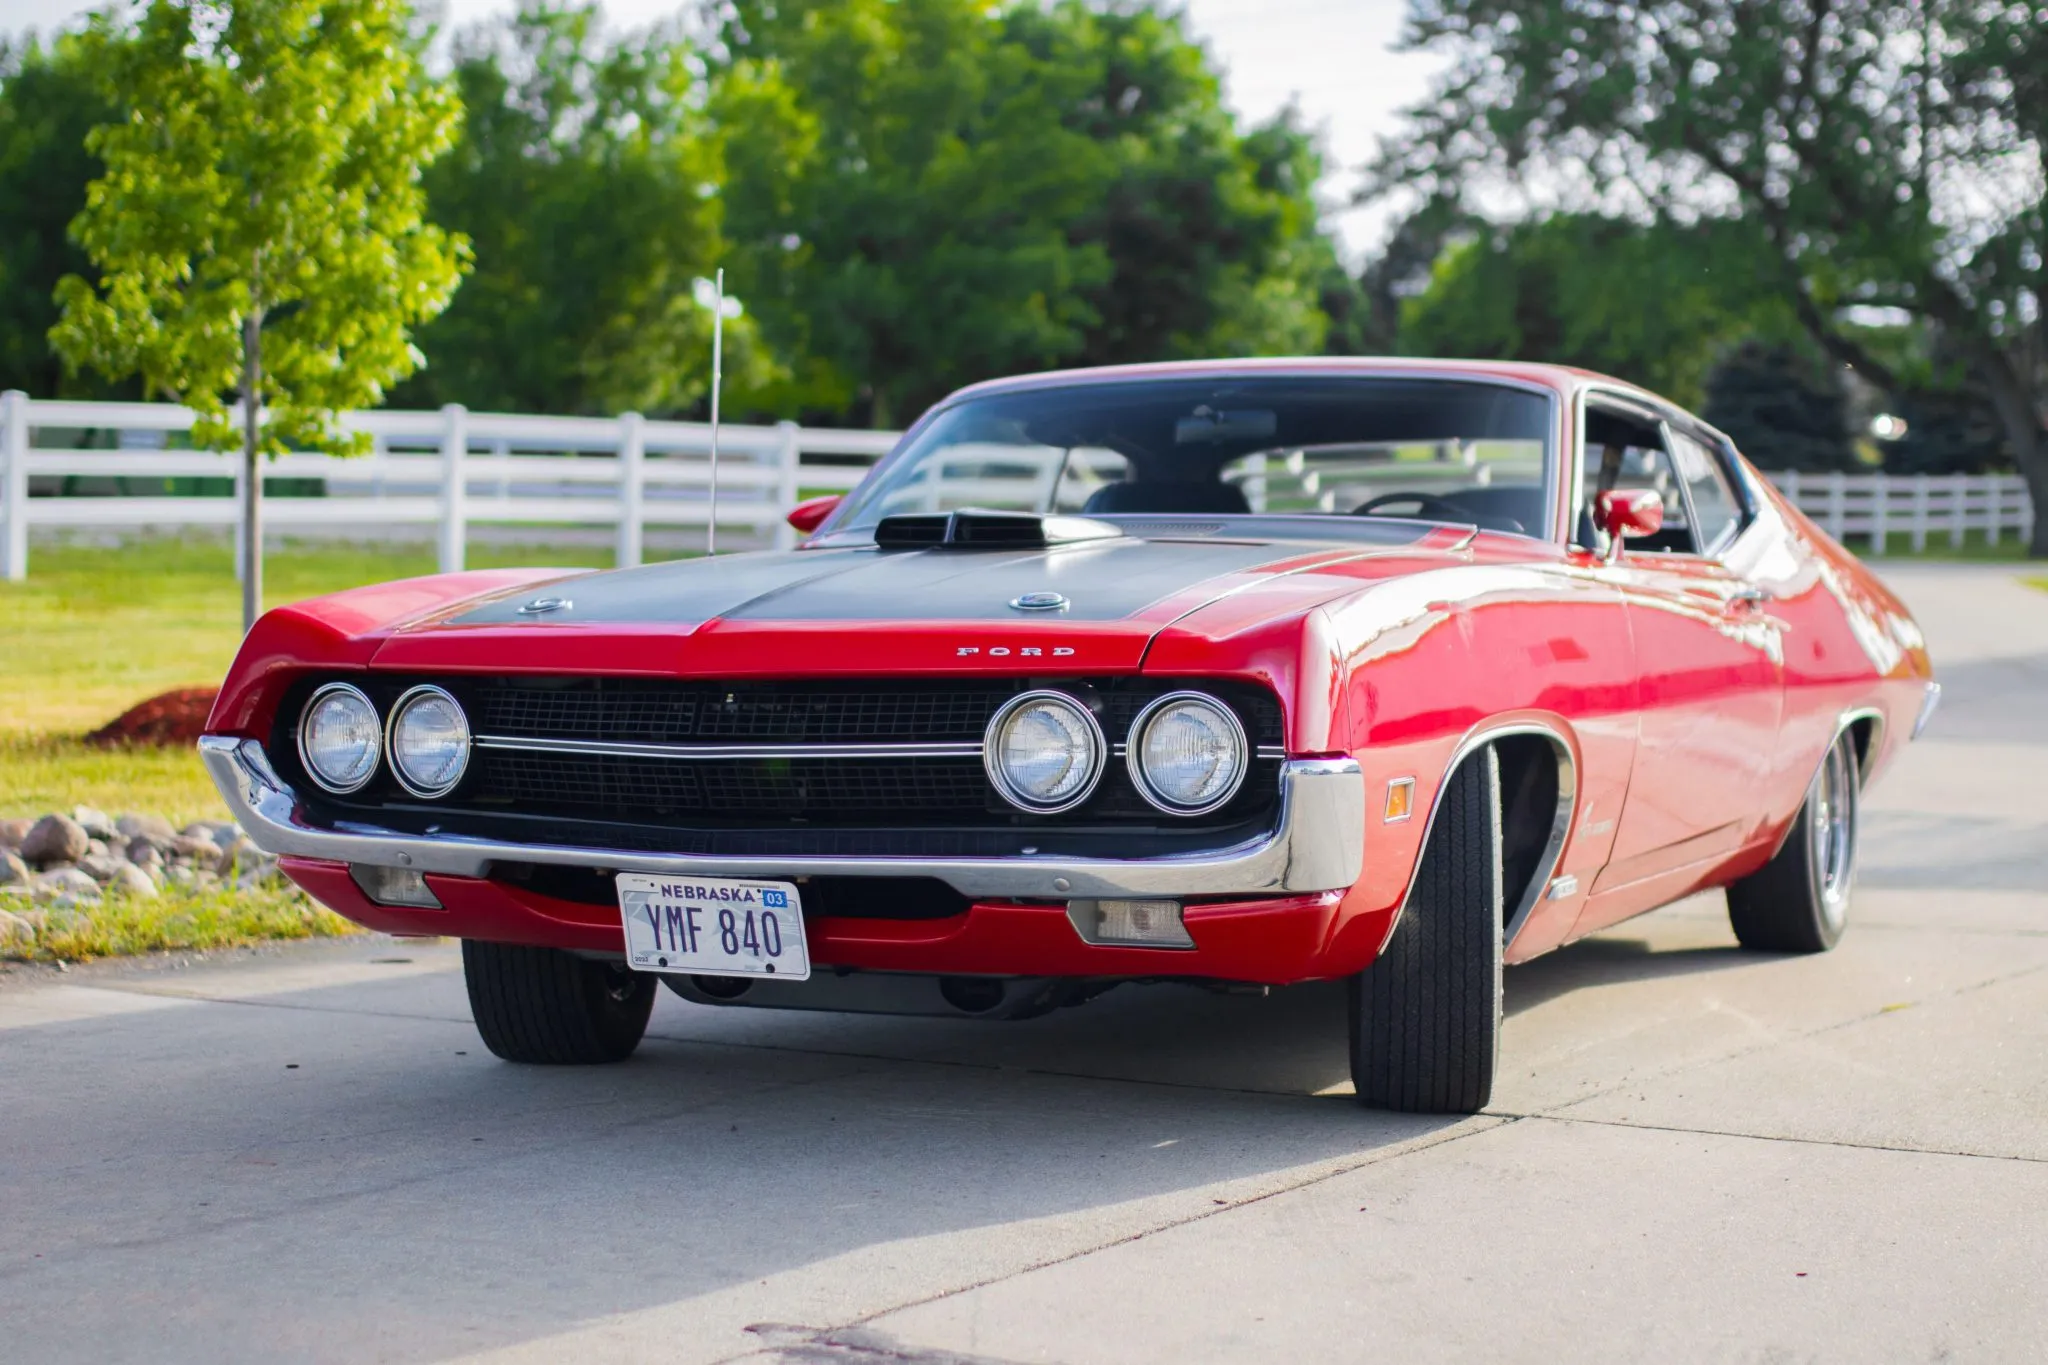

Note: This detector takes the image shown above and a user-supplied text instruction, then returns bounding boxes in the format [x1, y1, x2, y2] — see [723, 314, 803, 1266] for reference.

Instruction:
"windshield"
[834, 376, 1557, 537]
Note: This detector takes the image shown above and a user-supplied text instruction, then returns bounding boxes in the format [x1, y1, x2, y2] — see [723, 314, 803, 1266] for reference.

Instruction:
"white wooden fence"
[1766, 468, 2034, 553]
[0, 392, 900, 580]
[0, 390, 2035, 580]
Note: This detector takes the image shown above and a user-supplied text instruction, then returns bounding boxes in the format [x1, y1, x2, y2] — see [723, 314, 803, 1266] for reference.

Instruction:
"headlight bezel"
[384, 684, 473, 799]
[1126, 690, 1249, 816]
[982, 689, 1107, 815]
[295, 682, 383, 795]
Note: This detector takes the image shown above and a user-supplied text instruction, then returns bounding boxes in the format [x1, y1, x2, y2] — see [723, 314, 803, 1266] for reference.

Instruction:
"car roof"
[940, 356, 1665, 409]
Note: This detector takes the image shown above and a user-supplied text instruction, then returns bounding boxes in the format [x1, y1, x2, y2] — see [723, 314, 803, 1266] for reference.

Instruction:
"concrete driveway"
[4, 563, 2045, 1364]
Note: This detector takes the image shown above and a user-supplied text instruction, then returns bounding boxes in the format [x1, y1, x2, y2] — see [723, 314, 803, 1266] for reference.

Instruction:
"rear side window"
[1669, 430, 1743, 554]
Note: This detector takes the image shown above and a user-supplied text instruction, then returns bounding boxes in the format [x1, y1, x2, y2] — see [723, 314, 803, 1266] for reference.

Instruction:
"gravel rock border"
[0, 806, 286, 948]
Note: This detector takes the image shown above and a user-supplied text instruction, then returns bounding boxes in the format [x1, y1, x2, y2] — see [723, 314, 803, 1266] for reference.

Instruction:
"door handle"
[1728, 586, 1772, 611]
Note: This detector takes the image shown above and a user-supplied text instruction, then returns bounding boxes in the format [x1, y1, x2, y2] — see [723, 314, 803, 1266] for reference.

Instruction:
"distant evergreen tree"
[1887, 389, 2011, 475]
[1702, 341, 1858, 472]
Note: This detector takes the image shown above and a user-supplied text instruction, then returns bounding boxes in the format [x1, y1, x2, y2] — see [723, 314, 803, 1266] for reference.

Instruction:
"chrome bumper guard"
[199, 736, 1366, 899]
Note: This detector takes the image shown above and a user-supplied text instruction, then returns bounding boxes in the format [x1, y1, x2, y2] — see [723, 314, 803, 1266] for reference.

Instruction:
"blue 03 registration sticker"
[616, 873, 811, 981]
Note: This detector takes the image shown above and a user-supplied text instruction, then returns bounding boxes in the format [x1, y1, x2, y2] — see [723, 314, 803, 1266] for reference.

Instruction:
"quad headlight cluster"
[296, 683, 472, 799]
[982, 688, 1248, 817]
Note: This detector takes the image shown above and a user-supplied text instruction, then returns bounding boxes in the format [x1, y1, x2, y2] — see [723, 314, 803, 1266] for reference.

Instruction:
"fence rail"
[0, 392, 2036, 580]
[1765, 469, 2034, 552]
[0, 392, 901, 580]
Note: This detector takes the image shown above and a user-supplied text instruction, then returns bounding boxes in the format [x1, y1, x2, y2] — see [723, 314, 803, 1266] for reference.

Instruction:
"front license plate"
[616, 874, 811, 981]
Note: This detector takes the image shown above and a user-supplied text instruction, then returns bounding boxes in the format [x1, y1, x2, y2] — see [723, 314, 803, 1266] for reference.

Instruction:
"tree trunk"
[1967, 340, 2048, 558]
[241, 308, 263, 633]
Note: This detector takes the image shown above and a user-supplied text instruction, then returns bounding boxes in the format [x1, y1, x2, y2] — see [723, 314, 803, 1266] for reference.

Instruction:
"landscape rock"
[0, 908, 34, 950]
[217, 835, 264, 876]
[0, 850, 30, 888]
[169, 835, 222, 866]
[116, 813, 177, 845]
[237, 858, 285, 890]
[77, 852, 127, 883]
[32, 867, 102, 903]
[71, 806, 119, 842]
[181, 821, 239, 846]
[21, 815, 89, 867]
[0, 818, 32, 851]
[108, 864, 158, 899]
[124, 838, 164, 870]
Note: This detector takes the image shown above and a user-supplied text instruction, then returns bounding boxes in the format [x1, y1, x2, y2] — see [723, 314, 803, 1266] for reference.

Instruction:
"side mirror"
[1595, 489, 1664, 561]
[785, 493, 842, 536]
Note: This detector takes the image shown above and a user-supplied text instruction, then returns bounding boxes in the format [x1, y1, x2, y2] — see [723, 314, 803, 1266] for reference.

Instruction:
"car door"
[1577, 405, 1787, 928]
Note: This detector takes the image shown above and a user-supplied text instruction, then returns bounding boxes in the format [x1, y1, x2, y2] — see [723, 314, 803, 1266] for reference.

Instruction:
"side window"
[1668, 430, 1744, 555]
[1581, 404, 1693, 554]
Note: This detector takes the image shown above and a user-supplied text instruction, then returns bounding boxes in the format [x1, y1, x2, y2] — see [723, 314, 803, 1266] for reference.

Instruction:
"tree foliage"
[714, 0, 1337, 425]
[1701, 340, 1858, 473]
[1375, 0, 2048, 551]
[1399, 213, 1795, 406]
[0, 36, 125, 399]
[51, 0, 469, 624]
[395, 6, 769, 417]
[52, 0, 467, 451]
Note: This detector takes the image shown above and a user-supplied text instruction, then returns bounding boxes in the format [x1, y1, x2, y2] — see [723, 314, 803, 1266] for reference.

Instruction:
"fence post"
[1949, 473, 1966, 548]
[439, 404, 468, 573]
[1825, 471, 1847, 541]
[1910, 473, 1929, 553]
[2019, 474, 2037, 550]
[615, 412, 645, 568]
[1987, 474, 2005, 546]
[1870, 471, 1890, 555]
[1, 390, 27, 581]
[773, 421, 801, 551]
[1781, 468, 1801, 510]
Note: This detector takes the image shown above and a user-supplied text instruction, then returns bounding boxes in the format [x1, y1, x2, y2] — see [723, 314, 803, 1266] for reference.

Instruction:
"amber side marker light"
[1384, 777, 1416, 823]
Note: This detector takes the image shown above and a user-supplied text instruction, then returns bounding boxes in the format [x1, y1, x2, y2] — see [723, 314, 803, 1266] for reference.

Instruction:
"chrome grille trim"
[470, 735, 1290, 763]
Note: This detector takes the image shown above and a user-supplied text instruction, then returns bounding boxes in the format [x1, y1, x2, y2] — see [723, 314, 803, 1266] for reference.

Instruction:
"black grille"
[473, 679, 1016, 745]
[277, 675, 1285, 844]
[476, 750, 993, 816]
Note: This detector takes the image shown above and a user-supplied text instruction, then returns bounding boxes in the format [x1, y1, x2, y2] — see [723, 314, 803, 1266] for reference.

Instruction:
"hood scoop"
[873, 509, 1125, 551]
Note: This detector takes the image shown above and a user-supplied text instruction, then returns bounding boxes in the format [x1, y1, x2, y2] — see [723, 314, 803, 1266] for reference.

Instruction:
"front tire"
[1348, 747, 1503, 1113]
[1727, 733, 1860, 953]
[462, 940, 656, 1064]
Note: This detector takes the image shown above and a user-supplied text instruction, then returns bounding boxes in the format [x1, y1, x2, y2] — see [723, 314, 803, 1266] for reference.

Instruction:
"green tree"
[396, 6, 769, 417]
[1398, 214, 1795, 407]
[1374, 0, 2048, 553]
[1702, 341, 1859, 473]
[52, 0, 469, 628]
[715, 0, 1339, 426]
[0, 35, 125, 398]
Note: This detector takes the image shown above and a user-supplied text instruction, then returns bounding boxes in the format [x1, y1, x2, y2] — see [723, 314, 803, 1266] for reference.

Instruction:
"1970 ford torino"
[201, 359, 1939, 1112]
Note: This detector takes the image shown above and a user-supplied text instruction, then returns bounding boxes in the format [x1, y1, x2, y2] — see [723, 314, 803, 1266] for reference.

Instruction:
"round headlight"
[984, 691, 1105, 813]
[386, 685, 471, 798]
[1129, 692, 1248, 815]
[297, 683, 381, 794]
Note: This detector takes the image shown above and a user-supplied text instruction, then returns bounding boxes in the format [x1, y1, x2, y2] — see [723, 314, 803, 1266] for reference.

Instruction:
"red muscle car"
[201, 359, 1939, 1113]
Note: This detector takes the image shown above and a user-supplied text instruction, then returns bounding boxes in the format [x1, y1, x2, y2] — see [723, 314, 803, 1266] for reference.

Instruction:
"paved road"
[4, 564, 2046, 1364]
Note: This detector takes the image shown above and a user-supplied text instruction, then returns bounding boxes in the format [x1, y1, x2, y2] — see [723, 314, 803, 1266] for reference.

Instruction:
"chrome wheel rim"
[1810, 740, 1858, 928]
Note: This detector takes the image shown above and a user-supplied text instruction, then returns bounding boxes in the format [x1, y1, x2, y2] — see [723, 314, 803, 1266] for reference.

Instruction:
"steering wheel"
[1351, 492, 1473, 523]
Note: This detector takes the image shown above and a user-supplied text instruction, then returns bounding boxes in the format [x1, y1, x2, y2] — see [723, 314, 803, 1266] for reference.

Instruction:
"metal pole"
[708, 268, 724, 556]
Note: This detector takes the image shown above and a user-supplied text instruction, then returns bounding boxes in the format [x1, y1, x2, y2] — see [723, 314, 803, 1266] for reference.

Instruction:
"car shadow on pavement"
[1505, 936, 1755, 1019]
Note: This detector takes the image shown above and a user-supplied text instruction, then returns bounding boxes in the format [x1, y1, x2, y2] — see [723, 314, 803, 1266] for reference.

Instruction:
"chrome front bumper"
[200, 735, 1366, 899]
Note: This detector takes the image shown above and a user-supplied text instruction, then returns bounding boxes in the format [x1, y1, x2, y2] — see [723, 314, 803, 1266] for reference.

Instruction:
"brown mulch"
[83, 687, 221, 748]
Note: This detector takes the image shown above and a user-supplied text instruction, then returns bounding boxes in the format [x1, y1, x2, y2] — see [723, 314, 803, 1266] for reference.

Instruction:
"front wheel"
[462, 940, 656, 1064]
[1348, 746, 1503, 1114]
[1727, 733, 1860, 953]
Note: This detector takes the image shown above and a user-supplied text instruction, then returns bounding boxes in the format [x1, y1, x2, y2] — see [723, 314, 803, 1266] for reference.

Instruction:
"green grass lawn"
[1, 534, 613, 822]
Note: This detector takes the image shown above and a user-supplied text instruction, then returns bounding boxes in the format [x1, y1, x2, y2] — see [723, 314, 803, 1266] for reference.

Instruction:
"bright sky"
[2, 0, 1446, 259]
